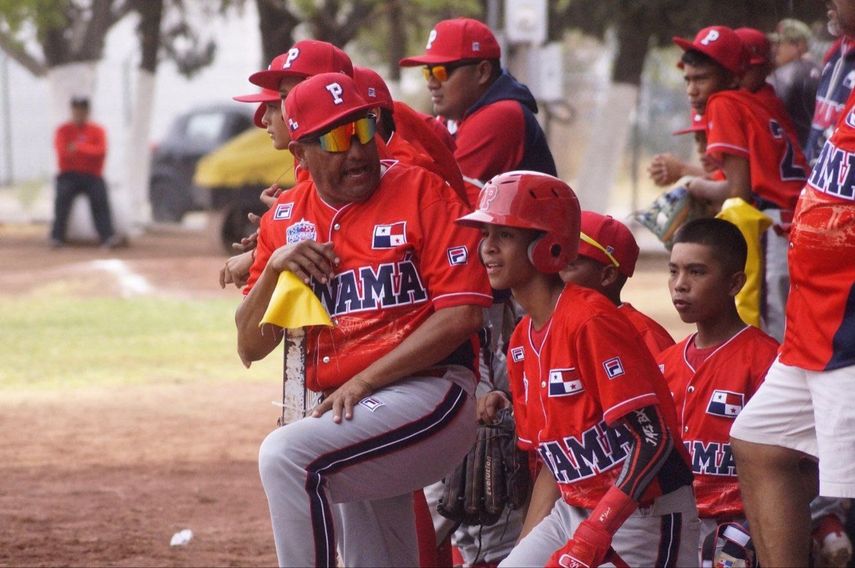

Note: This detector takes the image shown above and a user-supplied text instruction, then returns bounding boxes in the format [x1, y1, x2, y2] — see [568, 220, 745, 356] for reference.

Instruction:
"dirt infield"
[0, 224, 281, 567]
[0, 222, 685, 567]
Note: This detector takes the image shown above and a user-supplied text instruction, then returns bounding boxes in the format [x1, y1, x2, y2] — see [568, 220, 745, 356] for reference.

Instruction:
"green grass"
[0, 296, 282, 390]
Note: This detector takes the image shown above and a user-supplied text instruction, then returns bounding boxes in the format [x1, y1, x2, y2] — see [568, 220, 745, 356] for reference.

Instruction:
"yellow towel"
[260, 271, 332, 329]
[716, 198, 773, 328]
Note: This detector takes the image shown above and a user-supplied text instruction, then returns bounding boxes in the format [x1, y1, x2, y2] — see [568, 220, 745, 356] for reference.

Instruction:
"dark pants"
[51, 172, 115, 243]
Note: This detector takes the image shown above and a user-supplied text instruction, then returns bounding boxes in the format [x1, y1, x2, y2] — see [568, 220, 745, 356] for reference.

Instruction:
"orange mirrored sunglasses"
[421, 60, 480, 82]
[312, 115, 376, 153]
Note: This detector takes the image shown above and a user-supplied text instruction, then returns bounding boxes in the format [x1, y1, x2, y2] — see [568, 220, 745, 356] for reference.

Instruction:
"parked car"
[149, 104, 254, 222]
[193, 127, 295, 251]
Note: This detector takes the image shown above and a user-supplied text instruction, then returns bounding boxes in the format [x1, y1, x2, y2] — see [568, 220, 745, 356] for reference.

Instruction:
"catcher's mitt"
[437, 407, 530, 526]
[634, 177, 712, 250]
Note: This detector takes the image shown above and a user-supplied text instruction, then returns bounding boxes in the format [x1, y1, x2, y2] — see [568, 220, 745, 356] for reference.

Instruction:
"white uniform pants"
[258, 369, 476, 567]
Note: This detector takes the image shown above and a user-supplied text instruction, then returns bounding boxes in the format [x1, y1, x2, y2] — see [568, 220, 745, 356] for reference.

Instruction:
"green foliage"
[0, 0, 66, 32]
[0, 296, 280, 389]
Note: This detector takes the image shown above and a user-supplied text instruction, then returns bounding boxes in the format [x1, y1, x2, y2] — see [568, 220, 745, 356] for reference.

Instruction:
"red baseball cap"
[399, 18, 501, 66]
[672, 110, 706, 135]
[352, 66, 393, 111]
[249, 41, 353, 91]
[577, 211, 639, 277]
[673, 26, 748, 75]
[233, 87, 280, 128]
[735, 27, 771, 66]
[284, 73, 377, 141]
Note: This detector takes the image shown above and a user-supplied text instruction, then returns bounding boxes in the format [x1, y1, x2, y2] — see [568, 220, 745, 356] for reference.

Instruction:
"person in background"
[769, 18, 822, 149]
[50, 97, 121, 249]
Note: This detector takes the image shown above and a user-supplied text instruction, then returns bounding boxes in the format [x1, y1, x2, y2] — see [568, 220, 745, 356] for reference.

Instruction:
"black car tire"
[150, 176, 194, 223]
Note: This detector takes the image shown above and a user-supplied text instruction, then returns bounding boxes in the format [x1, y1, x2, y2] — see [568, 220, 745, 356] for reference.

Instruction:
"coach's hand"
[311, 376, 375, 423]
[477, 390, 510, 424]
[266, 240, 338, 285]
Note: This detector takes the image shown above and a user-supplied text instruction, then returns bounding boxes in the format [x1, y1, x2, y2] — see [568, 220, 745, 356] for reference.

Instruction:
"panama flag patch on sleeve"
[548, 368, 584, 397]
[706, 390, 744, 418]
[372, 222, 407, 248]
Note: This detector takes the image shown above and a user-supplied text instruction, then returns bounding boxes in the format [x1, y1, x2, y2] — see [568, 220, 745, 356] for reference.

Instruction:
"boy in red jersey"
[238, 73, 492, 567]
[561, 211, 675, 356]
[658, 218, 778, 551]
[459, 171, 698, 568]
[674, 25, 808, 342]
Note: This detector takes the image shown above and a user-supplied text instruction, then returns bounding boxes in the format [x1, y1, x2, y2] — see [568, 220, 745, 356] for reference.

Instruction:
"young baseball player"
[675, 25, 808, 343]
[461, 171, 699, 568]
[560, 211, 675, 356]
[236, 73, 493, 567]
[657, 218, 778, 550]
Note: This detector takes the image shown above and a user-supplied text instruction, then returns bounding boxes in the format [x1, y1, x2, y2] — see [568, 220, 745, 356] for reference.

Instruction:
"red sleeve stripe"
[706, 142, 750, 157]
[603, 393, 659, 425]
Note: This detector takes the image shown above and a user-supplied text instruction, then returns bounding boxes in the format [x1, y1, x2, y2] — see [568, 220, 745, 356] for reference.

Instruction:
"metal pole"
[1, 52, 13, 185]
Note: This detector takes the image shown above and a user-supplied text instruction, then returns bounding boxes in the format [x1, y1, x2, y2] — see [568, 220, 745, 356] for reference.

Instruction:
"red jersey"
[54, 121, 106, 176]
[618, 303, 675, 356]
[658, 327, 778, 519]
[706, 89, 808, 210]
[507, 284, 691, 509]
[246, 160, 492, 392]
[384, 132, 468, 206]
[784, 92, 855, 371]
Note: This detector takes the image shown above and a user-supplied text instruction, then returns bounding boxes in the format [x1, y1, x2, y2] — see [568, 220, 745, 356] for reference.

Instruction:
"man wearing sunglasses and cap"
[236, 72, 491, 567]
[400, 17, 556, 184]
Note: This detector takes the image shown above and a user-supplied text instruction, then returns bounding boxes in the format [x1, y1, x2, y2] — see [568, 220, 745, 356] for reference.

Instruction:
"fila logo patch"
[372, 222, 406, 248]
[548, 368, 583, 397]
[447, 245, 468, 266]
[367, 87, 376, 99]
[360, 397, 384, 412]
[603, 357, 625, 379]
[706, 390, 744, 418]
[511, 347, 525, 362]
[274, 203, 293, 220]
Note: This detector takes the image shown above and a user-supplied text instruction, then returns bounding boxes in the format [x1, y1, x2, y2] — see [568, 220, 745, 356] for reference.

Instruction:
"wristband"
[587, 486, 637, 536]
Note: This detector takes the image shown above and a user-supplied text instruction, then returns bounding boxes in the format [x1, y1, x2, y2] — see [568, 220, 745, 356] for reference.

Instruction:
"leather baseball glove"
[437, 407, 530, 526]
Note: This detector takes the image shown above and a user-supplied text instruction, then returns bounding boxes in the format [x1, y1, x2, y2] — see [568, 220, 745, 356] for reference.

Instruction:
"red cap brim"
[249, 69, 308, 91]
[293, 101, 379, 141]
[233, 91, 279, 103]
[399, 54, 462, 67]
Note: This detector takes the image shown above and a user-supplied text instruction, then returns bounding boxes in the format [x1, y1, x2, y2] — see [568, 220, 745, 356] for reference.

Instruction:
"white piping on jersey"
[526, 316, 555, 445]
[604, 393, 659, 424]
[433, 291, 494, 303]
[679, 326, 749, 429]
[706, 142, 749, 155]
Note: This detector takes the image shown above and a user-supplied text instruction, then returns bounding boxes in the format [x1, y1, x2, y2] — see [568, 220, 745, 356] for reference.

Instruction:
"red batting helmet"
[456, 171, 581, 273]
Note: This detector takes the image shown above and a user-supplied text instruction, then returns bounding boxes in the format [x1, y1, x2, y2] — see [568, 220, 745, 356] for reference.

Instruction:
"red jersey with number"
[507, 284, 691, 509]
[245, 160, 492, 392]
[618, 303, 675, 356]
[705, 90, 808, 210]
[658, 327, 778, 518]
[784, 92, 855, 371]
[54, 121, 107, 176]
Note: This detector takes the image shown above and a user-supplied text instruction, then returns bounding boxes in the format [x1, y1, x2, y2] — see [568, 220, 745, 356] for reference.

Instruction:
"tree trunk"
[256, 0, 300, 66]
[386, 0, 405, 82]
[123, 0, 164, 233]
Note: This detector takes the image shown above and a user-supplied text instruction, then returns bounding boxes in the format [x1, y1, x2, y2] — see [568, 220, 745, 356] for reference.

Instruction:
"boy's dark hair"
[70, 96, 90, 109]
[681, 50, 734, 82]
[673, 218, 747, 274]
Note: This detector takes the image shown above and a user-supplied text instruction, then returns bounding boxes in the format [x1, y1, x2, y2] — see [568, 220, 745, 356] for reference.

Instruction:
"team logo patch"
[372, 222, 407, 248]
[447, 245, 468, 266]
[511, 347, 525, 362]
[603, 357, 625, 379]
[658, 363, 665, 373]
[548, 368, 584, 397]
[359, 397, 384, 412]
[706, 390, 744, 418]
[274, 203, 293, 220]
[286, 219, 317, 245]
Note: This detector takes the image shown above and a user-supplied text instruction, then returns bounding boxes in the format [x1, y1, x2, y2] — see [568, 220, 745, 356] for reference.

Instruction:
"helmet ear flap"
[527, 235, 568, 273]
